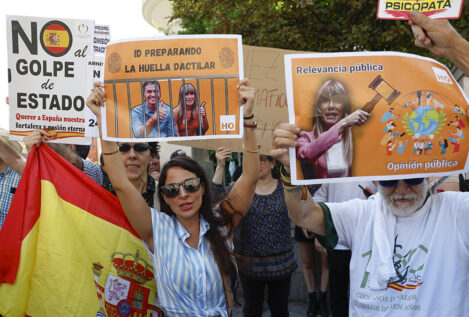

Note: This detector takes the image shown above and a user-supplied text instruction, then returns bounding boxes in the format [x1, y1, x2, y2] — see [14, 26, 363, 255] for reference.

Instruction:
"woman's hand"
[337, 109, 370, 132]
[215, 147, 231, 168]
[86, 82, 105, 119]
[238, 79, 256, 117]
[23, 129, 51, 152]
[271, 122, 300, 172]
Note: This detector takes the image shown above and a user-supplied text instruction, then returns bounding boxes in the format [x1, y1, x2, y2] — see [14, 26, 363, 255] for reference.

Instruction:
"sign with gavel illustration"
[362, 75, 400, 113]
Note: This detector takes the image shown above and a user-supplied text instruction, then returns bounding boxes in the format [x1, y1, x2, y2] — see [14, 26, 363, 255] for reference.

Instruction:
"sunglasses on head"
[378, 178, 424, 188]
[118, 143, 150, 153]
[161, 177, 201, 198]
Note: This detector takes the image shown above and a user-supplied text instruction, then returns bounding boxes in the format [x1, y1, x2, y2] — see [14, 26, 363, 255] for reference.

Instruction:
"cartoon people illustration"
[439, 138, 448, 155]
[381, 107, 399, 122]
[387, 139, 398, 155]
[425, 91, 433, 107]
[397, 140, 408, 154]
[451, 126, 464, 140]
[450, 138, 460, 153]
[383, 120, 396, 133]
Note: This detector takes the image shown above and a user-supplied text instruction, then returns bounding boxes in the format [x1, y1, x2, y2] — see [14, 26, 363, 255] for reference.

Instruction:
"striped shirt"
[146, 208, 228, 316]
[82, 159, 103, 185]
[0, 167, 21, 230]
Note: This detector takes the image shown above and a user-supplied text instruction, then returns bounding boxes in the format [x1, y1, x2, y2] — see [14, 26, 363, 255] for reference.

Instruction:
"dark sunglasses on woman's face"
[161, 177, 201, 198]
[378, 178, 424, 188]
[118, 143, 150, 153]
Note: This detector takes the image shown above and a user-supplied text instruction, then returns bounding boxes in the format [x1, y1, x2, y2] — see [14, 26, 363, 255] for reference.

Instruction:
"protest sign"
[169, 44, 296, 154]
[93, 24, 111, 55]
[7, 15, 94, 144]
[377, 0, 464, 19]
[85, 55, 104, 137]
[285, 52, 469, 185]
[102, 35, 243, 142]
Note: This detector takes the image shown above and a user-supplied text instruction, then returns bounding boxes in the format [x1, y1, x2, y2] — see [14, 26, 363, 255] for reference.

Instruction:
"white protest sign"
[7, 15, 93, 144]
[93, 24, 111, 55]
[377, 0, 464, 20]
[85, 55, 104, 137]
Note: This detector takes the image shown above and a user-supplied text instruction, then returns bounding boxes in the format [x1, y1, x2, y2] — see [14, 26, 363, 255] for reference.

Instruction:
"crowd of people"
[1, 10, 469, 317]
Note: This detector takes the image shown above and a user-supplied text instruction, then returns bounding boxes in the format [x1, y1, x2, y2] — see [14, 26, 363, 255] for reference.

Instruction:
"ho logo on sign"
[220, 115, 236, 131]
[40, 20, 73, 57]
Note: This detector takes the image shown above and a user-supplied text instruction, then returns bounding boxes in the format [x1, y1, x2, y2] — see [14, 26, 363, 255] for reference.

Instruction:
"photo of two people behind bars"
[131, 80, 209, 138]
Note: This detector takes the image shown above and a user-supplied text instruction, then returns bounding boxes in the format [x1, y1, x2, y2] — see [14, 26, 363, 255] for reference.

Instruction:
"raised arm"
[0, 137, 26, 174]
[212, 147, 231, 185]
[223, 79, 259, 226]
[272, 122, 325, 236]
[409, 10, 469, 76]
[87, 82, 153, 249]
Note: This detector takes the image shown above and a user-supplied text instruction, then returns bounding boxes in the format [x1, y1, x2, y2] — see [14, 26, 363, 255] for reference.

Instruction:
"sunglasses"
[118, 143, 150, 153]
[161, 177, 201, 198]
[378, 178, 424, 188]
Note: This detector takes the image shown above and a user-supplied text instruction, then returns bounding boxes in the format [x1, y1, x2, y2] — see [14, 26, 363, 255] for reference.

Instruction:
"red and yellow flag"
[0, 145, 161, 316]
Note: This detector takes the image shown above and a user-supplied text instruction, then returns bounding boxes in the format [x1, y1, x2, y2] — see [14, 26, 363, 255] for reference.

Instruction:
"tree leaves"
[170, 0, 469, 68]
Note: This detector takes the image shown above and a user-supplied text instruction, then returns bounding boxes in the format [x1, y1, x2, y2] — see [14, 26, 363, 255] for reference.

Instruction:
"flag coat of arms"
[0, 145, 161, 316]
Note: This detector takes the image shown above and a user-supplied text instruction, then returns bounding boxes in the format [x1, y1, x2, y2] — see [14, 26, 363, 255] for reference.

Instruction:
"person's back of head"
[48, 143, 83, 171]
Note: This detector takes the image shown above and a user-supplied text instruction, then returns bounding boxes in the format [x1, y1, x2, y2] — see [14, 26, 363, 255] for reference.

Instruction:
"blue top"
[145, 208, 228, 316]
[131, 102, 178, 138]
[0, 167, 21, 229]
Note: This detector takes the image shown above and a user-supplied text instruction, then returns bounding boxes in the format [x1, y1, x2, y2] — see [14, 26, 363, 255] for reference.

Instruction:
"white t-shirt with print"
[327, 191, 469, 316]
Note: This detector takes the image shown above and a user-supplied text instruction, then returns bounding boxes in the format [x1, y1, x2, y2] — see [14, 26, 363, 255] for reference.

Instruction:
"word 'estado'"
[16, 93, 85, 111]
[125, 61, 216, 73]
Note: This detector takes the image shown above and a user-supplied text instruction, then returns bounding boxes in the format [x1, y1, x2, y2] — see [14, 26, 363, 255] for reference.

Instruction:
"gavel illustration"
[361, 75, 400, 113]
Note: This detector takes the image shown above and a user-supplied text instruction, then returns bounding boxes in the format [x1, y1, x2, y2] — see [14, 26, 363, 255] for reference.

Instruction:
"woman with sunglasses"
[86, 79, 259, 316]
[101, 142, 160, 208]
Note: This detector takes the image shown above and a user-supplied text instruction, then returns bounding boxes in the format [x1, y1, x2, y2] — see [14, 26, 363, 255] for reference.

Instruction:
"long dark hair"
[158, 156, 238, 293]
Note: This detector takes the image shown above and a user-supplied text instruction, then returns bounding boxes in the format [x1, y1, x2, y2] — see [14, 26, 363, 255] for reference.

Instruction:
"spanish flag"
[0, 145, 161, 316]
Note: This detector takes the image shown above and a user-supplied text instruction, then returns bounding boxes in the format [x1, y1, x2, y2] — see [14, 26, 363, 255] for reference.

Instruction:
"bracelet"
[242, 143, 260, 153]
[280, 166, 291, 184]
[243, 113, 254, 120]
[103, 147, 119, 155]
[284, 185, 302, 192]
[244, 121, 257, 129]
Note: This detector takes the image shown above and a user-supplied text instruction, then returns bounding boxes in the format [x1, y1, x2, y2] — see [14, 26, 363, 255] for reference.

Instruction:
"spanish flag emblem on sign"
[0, 145, 162, 316]
[40, 21, 72, 57]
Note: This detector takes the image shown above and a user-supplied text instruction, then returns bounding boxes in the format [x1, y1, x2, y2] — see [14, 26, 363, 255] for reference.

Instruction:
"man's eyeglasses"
[118, 143, 150, 153]
[378, 178, 424, 188]
[161, 177, 201, 198]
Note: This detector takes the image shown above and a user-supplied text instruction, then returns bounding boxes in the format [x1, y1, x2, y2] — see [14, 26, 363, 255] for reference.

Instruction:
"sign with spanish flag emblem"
[7, 16, 94, 145]
[40, 20, 73, 57]
[0, 145, 162, 316]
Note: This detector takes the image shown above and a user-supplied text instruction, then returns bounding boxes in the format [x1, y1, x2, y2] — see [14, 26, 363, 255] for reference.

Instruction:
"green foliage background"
[170, 0, 469, 67]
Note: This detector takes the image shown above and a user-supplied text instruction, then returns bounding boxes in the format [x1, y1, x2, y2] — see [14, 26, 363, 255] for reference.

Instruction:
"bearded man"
[273, 122, 468, 315]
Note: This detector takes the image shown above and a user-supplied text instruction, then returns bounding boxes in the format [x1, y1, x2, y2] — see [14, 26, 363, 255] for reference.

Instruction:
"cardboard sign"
[7, 15, 94, 144]
[285, 52, 469, 185]
[102, 35, 243, 142]
[169, 44, 297, 154]
[377, 0, 464, 19]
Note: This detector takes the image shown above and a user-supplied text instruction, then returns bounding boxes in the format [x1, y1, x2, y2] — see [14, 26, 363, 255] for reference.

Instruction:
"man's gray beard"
[379, 181, 429, 217]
